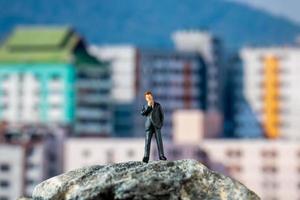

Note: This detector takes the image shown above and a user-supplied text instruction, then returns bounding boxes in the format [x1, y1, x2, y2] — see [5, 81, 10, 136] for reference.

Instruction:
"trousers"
[144, 118, 165, 158]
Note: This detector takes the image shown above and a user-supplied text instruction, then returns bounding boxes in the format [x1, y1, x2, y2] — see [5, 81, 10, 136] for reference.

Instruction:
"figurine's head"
[144, 91, 154, 102]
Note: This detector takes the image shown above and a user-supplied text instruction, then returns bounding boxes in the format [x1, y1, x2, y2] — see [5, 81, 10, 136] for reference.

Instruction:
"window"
[194, 149, 208, 159]
[297, 182, 300, 189]
[261, 165, 278, 173]
[127, 149, 135, 158]
[48, 152, 56, 162]
[25, 179, 35, 185]
[26, 147, 35, 157]
[19, 73, 24, 82]
[297, 150, 300, 158]
[261, 149, 277, 158]
[33, 103, 39, 111]
[171, 148, 181, 157]
[50, 89, 62, 95]
[106, 149, 114, 163]
[0, 180, 10, 188]
[0, 164, 10, 172]
[262, 181, 279, 189]
[51, 73, 61, 80]
[26, 162, 36, 169]
[35, 88, 41, 95]
[82, 149, 90, 157]
[50, 103, 61, 109]
[0, 74, 9, 80]
[0, 196, 9, 200]
[1, 90, 8, 96]
[33, 74, 41, 81]
[226, 149, 242, 157]
[226, 165, 242, 173]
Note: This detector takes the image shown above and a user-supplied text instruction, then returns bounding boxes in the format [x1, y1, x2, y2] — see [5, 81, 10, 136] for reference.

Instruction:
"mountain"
[1, 0, 300, 51]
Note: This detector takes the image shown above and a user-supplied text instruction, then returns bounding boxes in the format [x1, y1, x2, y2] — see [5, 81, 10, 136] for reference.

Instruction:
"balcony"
[77, 94, 110, 104]
[76, 80, 112, 89]
[76, 109, 111, 119]
[74, 123, 112, 134]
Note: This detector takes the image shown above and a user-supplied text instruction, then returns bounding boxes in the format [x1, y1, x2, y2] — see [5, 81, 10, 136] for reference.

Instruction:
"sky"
[228, 0, 300, 24]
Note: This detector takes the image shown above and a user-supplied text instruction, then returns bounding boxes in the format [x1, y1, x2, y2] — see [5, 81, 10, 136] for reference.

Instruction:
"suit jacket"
[140, 101, 164, 129]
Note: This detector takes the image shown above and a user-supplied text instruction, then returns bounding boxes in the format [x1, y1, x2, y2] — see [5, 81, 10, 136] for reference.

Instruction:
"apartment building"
[237, 47, 300, 139]
[88, 45, 136, 137]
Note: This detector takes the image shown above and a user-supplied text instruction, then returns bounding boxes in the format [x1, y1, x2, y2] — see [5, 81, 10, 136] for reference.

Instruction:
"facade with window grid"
[235, 47, 300, 139]
[201, 139, 300, 200]
[134, 50, 207, 139]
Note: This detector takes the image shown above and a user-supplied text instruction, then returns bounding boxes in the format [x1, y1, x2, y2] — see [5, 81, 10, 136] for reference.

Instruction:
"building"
[75, 61, 112, 136]
[64, 138, 145, 171]
[0, 144, 23, 200]
[172, 109, 205, 145]
[64, 137, 216, 175]
[135, 50, 207, 139]
[0, 26, 112, 136]
[88, 45, 137, 137]
[201, 139, 300, 200]
[171, 111, 300, 199]
[0, 124, 66, 199]
[172, 30, 224, 138]
[236, 47, 300, 139]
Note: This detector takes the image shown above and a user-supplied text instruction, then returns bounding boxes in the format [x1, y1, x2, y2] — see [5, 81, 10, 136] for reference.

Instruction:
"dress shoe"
[142, 156, 149, 163]
[159, 155, 167, 160]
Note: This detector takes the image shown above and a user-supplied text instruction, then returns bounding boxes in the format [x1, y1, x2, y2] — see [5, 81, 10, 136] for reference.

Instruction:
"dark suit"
[141, 101, 166, 158]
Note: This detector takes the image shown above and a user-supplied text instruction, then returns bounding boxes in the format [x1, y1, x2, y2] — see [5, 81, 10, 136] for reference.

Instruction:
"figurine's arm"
[140, 105, 152, 116]
[159, 105, 164, 124]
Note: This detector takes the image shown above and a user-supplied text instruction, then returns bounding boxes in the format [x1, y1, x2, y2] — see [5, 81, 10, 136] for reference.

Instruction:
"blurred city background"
[1, 0, 300, 199]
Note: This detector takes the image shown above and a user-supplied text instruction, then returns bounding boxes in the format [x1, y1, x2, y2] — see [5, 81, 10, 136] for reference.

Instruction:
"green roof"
[6, 26, 71, 49]
[0, 25, 101, 65]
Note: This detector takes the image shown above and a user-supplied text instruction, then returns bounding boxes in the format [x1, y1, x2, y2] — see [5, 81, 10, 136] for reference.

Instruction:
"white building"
[0, 72, 67, 124]
[64, 138, 145, 171]
[239, 47, 300, 139]
[88, 45, 137, 137]
[0, 145, 23, 200]
[172, 108, 300, 199]
[201, 139, 300, 200]
[0, 124, 66, 199]
[172, 109, 205, 144]
[88, 45, 136, 103]
[63, 137, 219, 176]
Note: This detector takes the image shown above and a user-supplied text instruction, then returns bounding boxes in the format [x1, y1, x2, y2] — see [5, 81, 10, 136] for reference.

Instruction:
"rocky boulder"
[30, 159, 260, 200]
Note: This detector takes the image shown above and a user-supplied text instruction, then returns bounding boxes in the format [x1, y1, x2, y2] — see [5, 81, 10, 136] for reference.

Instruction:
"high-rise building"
[135, 50, 207, 139]
[172, 30, 223, 112]
[75, 63, 112, 136]
[236, 47, 300, 139]
[172, 30, 224, 138]
[0, 26, 113, 136]
[88, 45, 136, 137]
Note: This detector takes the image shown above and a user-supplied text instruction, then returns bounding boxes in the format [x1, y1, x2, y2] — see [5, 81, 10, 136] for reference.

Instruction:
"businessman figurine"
[141, 90, 167, 163]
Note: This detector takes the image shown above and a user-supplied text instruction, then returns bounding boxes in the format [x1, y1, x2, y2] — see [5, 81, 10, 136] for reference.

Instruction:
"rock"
[32, 159, 260, 200]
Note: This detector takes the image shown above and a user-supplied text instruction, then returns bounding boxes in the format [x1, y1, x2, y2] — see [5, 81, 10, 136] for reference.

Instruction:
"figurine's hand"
[141, 104, 152, 116]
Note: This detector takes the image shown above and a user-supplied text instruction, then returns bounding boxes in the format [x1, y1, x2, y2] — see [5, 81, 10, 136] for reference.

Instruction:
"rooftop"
[0, 25, 101, 65]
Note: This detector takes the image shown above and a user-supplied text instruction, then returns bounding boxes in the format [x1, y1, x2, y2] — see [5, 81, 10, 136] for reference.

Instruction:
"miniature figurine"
[141, 90, 167, 163]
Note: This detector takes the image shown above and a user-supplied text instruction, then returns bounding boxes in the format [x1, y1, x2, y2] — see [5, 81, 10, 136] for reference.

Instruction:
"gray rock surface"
[31, 159, 260, 200]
